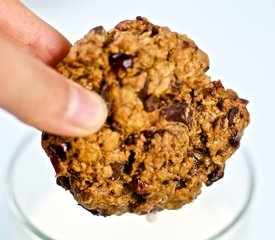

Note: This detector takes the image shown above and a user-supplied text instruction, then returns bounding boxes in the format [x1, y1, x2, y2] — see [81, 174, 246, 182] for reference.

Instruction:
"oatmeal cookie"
[42, 17, 249, 216]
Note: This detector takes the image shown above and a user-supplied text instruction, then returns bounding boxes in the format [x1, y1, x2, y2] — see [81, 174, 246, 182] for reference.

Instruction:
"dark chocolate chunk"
[204, 66, 210, 72]
[50, 156, 61, 173]
[136, 16, 143, 21]
[144, 95, 160, 112]
[109, 53, 133, 74]
[151, 26, 159, 36]
[156, 129, 165, 136]
[240, 98, 249, 104]
[124, 150, 136, 174]
[107, 116, 121, 131]
[91, 26, 106, 35]
[182, 40, 190, 49]
[229, 129, 240, 148]
[175, 179, 187, 190]
[160, 102, 192, 127]
[141, 130, 154, 139]
[196, 147, 210, 156]
[228, 107, 239, 127]
[138, 80, 149, 101]
[48, 143, 69, 160]
[56, 176, 71, 190]
[205, 164, 225, 186]
[138, 162, 146, 171]
[42, 132, 49, 141]
[200, 133, 208, 145]
[73, 152, 79, 158]
[216, 99, 223, 110]
[124, 134, 136, 146]
[143, 140, 152, 152]
[80, 205, 110, 217]
[162, 180, 170, 186]
[110, 162, 124, 180]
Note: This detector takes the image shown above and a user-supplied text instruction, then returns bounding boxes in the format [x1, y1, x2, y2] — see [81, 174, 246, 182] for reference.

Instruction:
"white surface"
[0, 0, 274, 239]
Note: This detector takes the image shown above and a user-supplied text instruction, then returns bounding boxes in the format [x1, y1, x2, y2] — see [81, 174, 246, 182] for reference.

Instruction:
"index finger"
[0, 0, 71, 66]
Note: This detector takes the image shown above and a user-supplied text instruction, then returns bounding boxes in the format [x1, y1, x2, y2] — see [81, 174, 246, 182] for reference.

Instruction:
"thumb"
[0, 35, 107, 136]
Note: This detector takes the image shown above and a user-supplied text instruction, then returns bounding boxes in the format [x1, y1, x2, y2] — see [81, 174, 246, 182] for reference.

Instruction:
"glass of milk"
[5, 132, 255, 240]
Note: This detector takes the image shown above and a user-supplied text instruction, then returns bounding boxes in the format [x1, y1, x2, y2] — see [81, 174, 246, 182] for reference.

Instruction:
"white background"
[1, 0, 274, 239]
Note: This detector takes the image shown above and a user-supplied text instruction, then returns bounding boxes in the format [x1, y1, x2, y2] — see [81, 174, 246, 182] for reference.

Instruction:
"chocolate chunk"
[109, 53, 133, 74]
[124, 134, 136, 146]
[48, 143, 69, 160]
[204, 66, 210, 72]
[151, 26, 159, 36]
[124, 151, 135, 174]
[110, 162, 124, 180]
[141, 130, 154, 139]
[138, 80, 149, 101]
[228, 107, 239, 127]
[229, 129, 240, 148]
[136, 16, 143, 21]
[42, 132, 49, 141]
[80, 205, 110, 217]
[182, 40, 190, 49]
[156, 129, 165, 136]
[200, 133, 208, 145]
[143, 140, 152, 152]
[160, 102, 192, 127]
[175, 179, 187, 190]
[240, 98, 249, 104]
[138, 162, 146, 171]
[216, 99, 223, 110]
[196, 147, 210, 156]
[107, 116, 121, 131]
[144, 95, 160, 112]
[205, 164, 225, 186]
[162, 180, 170, 186]
[139, 82, 160, 112]
[57, 176, 71, 190]
[50, 156, 61, 173]
[91, 26, 106, 35]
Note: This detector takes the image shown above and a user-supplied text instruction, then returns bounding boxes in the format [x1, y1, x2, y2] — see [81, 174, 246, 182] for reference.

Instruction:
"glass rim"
[5, 132, 256, 240]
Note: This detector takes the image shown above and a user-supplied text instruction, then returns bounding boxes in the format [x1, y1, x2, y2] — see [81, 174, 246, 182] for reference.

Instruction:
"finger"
[0, 35, 107, 136]
[0, 0, 71, 66]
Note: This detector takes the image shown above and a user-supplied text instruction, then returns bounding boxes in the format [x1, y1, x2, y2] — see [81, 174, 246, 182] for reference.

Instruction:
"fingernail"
[67, 84, 107, 135]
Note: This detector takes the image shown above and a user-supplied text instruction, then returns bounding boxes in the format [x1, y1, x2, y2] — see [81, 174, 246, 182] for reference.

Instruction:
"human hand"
[0, 0, 107, 136]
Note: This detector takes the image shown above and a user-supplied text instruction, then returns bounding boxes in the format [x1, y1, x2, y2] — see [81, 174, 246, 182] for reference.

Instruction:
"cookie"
[42, 17, 250, 216]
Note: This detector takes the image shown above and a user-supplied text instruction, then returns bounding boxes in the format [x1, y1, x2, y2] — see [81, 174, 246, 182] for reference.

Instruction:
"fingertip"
[65, 84, 108, 136]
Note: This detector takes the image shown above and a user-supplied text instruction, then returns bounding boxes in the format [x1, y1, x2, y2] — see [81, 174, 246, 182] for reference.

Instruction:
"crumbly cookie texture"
[42, 17, 249, 216]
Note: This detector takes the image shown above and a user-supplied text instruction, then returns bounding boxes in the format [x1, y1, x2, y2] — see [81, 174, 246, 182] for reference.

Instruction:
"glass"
[6, 132, 255, 240]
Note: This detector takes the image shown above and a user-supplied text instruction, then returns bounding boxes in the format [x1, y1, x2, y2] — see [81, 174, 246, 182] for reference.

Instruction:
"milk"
[16, 187, 246, 240]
